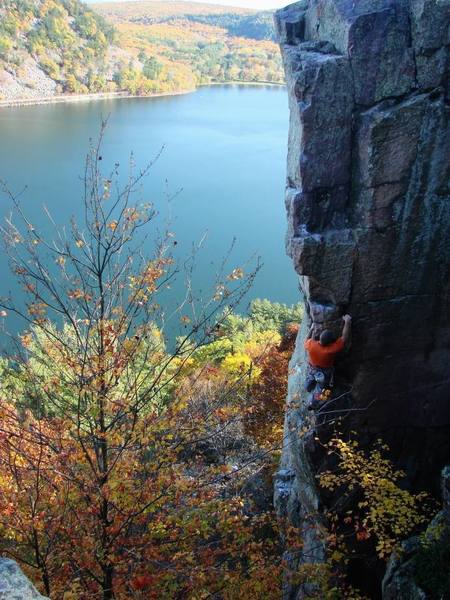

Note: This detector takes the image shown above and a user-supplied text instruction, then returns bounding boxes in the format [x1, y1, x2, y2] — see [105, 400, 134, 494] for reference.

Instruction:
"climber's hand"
[342, 314, 352, 342]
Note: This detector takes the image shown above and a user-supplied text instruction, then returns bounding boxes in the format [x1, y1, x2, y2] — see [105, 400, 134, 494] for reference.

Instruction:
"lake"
[0, 85, 299, 340]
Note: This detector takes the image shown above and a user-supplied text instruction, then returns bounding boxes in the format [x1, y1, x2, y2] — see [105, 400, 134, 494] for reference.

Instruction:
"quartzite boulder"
[0, 559, 48, 600]
[274, 0, 450, 597]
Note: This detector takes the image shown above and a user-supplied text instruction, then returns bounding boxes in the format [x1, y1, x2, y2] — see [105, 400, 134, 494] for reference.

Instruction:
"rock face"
[274, 0, 450, 597]
[0, 559, 48, 600]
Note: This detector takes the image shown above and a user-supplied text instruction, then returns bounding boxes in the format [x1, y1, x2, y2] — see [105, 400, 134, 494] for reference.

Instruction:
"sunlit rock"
[0, 559, 48, 600]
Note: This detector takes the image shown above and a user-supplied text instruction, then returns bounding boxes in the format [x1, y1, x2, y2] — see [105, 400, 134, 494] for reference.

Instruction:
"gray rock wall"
[275, 0, 450, 596]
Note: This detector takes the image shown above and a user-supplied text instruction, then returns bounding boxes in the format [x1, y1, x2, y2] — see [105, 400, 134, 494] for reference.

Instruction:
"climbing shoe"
[305, 378, 316, 392]
[307, 399, 321, 411]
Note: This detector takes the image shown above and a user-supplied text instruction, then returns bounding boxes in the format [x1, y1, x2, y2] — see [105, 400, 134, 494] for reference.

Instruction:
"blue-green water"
[0, 85, 298, 338]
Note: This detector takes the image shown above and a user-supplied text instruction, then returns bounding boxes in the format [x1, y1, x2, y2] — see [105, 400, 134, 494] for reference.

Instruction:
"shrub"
[0, 36, 13, 59]
[414, 526, 450, 598]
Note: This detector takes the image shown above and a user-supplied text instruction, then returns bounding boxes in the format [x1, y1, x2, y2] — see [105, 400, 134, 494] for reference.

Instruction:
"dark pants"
[305, 364, 334, 392]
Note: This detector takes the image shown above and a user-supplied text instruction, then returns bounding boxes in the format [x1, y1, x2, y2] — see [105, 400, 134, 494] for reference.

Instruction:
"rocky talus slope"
[273, 0, 450, 597]
[0, 0, 122, 103]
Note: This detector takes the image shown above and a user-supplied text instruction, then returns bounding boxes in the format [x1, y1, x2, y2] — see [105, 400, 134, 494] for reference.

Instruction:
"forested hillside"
[0, 0, 120, 100]
[185, 12, 276, 41]
[94, 0, 284, 91]
[0, 0, 284, 103]
[96, 1, 276, 41]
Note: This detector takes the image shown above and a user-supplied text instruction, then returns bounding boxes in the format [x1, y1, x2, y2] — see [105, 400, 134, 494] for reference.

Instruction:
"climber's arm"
[342, 314, 352, 344]
[306, 322, 315, 340]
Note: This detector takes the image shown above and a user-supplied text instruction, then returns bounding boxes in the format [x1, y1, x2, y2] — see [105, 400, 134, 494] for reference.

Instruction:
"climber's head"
[319, 329, 336, 346]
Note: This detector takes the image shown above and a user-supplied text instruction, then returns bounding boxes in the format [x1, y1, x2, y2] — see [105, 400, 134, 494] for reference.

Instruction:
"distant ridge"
[91, 1, 256, 23]
[91, 0, 283, 85]
[92, 0, 277, 41]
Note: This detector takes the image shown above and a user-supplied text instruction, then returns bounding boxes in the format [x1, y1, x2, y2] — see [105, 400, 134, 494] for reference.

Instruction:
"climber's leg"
[304, 364, 316, 392]
[306, 367, 334, 411]
[322, 367, 334, 388]
[305, 376, 316, 392]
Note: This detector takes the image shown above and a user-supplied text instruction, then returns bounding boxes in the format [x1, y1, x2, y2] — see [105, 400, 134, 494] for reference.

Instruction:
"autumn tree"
[245, 322, 298, 446]
[0, 126, 288, 599]
[319, 436, 436, 560]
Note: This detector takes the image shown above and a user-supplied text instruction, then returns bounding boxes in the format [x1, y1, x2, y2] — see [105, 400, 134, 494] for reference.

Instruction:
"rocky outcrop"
[274, 0, 450, 597]
[382, 466, 450, 599]
[0, 559, 48, 600]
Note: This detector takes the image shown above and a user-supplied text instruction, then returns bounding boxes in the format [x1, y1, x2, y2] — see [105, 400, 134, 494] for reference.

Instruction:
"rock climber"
[304, 314, 352, 409]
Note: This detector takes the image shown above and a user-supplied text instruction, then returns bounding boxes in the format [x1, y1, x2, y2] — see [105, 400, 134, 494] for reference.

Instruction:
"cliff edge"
[274, 0, 450, 596]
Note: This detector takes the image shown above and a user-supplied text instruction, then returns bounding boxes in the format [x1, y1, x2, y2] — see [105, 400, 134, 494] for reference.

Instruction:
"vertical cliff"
[274, 0, 450, 596]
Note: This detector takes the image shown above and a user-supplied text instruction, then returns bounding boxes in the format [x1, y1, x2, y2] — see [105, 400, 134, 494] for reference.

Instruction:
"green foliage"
[413, 521, 450, 598]
[184, 300, 300, 384]
[114, 64, 147, 95]
[0, 36, 13, 59]
[74, 12, 100, 39]
[186, 11, 277, 41]
[86, 68, 106, 93]
[142, 56, 163, 80]
[220, 299, 302, 339]
[247, 298, 302, 333]
[3, 321, 171, 417]
[185, 299, 300, 370]
[1, 14, 20, 37]
[64, 73, 88, 93]
[39, 56, 61, 80]
[287, 562, 368, 600]
[5, 298, 299, 417]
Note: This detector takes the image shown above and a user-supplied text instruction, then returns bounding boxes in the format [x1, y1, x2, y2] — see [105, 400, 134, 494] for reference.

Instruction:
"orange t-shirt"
[304, 337, 345, 369]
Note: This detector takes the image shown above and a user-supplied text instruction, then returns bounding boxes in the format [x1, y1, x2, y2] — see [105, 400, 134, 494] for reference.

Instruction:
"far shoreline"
[0, 89, 192, 109]
[0, 81, 286, 109]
